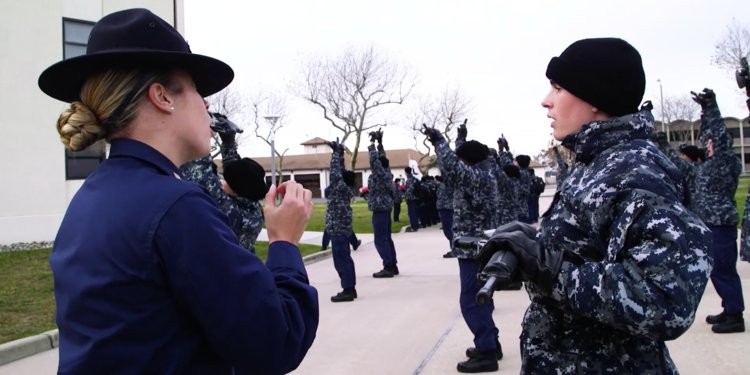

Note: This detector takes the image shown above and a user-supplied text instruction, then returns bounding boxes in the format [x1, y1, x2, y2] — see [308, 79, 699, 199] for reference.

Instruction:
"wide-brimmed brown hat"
[38, 8, 234, 102]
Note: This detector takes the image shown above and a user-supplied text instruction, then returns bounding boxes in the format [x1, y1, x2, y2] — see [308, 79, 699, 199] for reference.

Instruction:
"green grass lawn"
[0, 201, 404, 345]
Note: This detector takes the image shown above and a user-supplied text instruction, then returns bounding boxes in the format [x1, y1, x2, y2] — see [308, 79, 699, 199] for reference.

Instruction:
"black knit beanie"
[456, 140, 489, 165]
[222, 157, 269, 200]
[343, 170, 356, 187]
[546, 38, 645, 117]
[515, 154, 531, 168]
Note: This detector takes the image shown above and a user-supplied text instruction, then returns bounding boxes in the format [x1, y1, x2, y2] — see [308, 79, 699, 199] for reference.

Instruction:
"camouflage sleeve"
[368, 144, 385, 180]
[220, 140, 242, 163]
[179, 156, 251, 239]
[496, 151, 513, 168]
[455, 131, 466, 149]
[549, 190, 712, 341]
[703, 102, 733, 154]
[377, 142, 386, 158]
[330, 151, 343, 184]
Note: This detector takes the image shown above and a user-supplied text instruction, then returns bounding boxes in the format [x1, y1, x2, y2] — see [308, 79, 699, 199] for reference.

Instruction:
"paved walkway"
[2, 192, 750, 374]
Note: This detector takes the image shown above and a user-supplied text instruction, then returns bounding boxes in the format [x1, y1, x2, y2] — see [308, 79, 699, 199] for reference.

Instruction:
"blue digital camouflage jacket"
[179, 142, 264, 253]
[524, 109, 712, 374]
[692, 104, 741, 227]
[435, 140, 498, 259]
[366, 144, 396, 212]
[325, 151, 353, 236]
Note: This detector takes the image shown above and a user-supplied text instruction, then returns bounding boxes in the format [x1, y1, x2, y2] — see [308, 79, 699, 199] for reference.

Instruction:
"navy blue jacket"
[50, 139, 319, 375]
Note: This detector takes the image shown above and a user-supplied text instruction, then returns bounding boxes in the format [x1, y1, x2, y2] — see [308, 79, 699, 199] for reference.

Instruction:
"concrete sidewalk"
[3, 191, 750, 374]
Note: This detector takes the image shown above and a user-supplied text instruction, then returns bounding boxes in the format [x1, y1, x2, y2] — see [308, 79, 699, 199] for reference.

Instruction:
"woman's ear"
[146, 82, 174, 114]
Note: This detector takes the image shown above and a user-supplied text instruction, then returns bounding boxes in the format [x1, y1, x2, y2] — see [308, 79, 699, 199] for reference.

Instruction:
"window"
[63, 18, 105, 180]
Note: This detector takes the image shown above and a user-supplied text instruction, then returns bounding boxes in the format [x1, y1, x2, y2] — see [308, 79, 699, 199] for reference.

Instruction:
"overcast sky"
[183, 0, 750, 159]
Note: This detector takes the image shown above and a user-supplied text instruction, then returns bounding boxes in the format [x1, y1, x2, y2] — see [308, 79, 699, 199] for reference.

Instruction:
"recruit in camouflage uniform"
[367, 138, 399, 276]
[426, 125, 502, 372]
[691, 93, 741, 230]
[441, 133, 499, 250]
[688, 89, 744, 333]
[404, 171, 421, 232]
[524, 108, 712, 374]
[179, 138, 264, 254]
[325, 141, 357, 298]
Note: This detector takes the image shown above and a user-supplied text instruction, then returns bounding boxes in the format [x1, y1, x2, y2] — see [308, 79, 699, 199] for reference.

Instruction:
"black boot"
[466, 341, 503, 360]
[330, 288, 357, 302]
[372, 268, 394, 278]
[387, 264, 400, 275]
[711, 314, 745, 334]
[706, 311, 729, 324]
[457, 350, 498, 373]
[443, 251, 457, 258]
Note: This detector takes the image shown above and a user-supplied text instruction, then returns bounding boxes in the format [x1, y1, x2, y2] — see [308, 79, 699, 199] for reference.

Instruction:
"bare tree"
[208, 86, 245, 118]
[405, 87, 470, 174]
[656, 95, 700, 143]
[297, 45, 415, 170]
[249, 92, 289, 184]
[712, 20, 750, 75]
[658, 95, 700, 123]
[206, 86, 246, 157]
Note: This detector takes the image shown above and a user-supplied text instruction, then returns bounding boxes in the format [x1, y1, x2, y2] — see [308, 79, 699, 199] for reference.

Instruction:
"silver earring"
[170, 106, 175, 112]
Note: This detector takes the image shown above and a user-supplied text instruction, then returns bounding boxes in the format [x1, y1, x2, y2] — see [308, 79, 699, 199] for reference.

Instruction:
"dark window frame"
[62, 18, 104, 180]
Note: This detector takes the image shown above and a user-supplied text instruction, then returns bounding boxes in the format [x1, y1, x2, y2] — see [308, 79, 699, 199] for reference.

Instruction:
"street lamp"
[263, 115, 280, 186]
[658, 78, 666, 138]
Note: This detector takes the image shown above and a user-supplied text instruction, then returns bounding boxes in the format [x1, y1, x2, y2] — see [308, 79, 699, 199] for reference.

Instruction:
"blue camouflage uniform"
[434, 137, 501, 355]
[180, 142, 264, 253]
[51, 139, 319, 374]
[404, 173, 421, 231]
[325, 150, 356, 289]
[525, 109, 711, 374]
[367, 144, 398, 268]
[493, 150, 521, 225]
[436, 177, 454, 245]
[691, 102, 744, 318]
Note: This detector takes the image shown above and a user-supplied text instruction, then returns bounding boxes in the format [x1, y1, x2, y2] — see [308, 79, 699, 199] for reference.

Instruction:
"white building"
[0, 0, 182, 247]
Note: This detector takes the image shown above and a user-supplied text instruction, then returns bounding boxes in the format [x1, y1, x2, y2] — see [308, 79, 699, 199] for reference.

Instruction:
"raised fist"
[497, 135, 509, 152]
[457, 119, 468, 139]
[421, 124, 444, 145]
[690, 88, 716, 110]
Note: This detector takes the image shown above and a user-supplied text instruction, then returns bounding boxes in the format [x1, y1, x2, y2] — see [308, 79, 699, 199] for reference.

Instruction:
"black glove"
[375, 129, 384, 144]
[325, 138, 344, 154]
[480, 223, 562, 293]
[457, 120, 468, 139]
[497, 135, 509, 152]
[690, 88, 716, 110]
[210, 113, 243, 145]
[368, 130, 378, 143]
[421, 124, 445, 145]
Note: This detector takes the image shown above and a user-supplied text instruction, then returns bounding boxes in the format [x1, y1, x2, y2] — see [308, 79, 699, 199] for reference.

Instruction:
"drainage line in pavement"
[412, 314, 461, 374]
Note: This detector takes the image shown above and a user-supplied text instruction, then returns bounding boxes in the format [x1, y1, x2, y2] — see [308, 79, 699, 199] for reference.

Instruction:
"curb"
[0, 329, 58, 366]
[0, 250, 335, 367]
